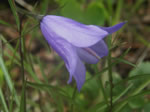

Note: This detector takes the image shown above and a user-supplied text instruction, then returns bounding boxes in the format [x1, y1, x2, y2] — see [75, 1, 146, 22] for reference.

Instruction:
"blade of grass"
[134, 31, 150, 47]
[70, 87, 77, 112]
[115, 74, 150, 86]
[0, 35, 20, 58]
[130, 79, 150, 96]
[0, 88, 9, 112]
[113, 0, 123, 24]
[86, 47, 131, 83]
[89, 74, 150, 111]
[26, 81, 73, 102]
[88, 83, 133, 112]
[19, 17, 26, 112]
[0, 20, 12, 27]
[105, 0, 113, 16]
[131, 0, 146, 13]
[107, 34, 113, 112]
[113, 79, 150, 112]
[113, 84, 133, 103]
[10, 39, 20, 68]
[1, 35, 41, 83]
[9, 88, 15, 112]
[97, 77, 109, 107]
[25, 65, 41, 83]
[112, 57, 136, 68]
[113, 89, 150, 112]
[3, 45, 41, 83]
[40, 0, 49, 14]
[27, 81, 74, 112]
[8, 0, 20, 30]
[19, 81, 26, 112]
[0, 56, 19, 106]
[37, 57, 49, 83]
[51, 61, 64, 76]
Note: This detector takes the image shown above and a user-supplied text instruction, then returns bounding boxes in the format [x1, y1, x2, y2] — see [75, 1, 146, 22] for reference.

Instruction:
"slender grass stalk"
[0, 39, 9, 111]
[70, 87, 77, 112]
[0, 46, 19, 106]
[0, 88, 9, 112]
[113, 0, 123, 25]
[3, 23, 39, 46]
[106, 0, 113, 16]
[108, 51, 113, 112]
[0, 37, 2, 56]
[19, 16, 26, 112]
[88, 83, 133, 112]
[8, 0, 20, 30]
[107, 34, 113, 112]
[0, 19, 12, 26]
[17, 7, 43, 20]
[98, 77, 109, 107]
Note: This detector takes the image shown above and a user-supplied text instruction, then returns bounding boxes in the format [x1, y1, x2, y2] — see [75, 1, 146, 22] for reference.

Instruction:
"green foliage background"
[0, 0, 149, 112]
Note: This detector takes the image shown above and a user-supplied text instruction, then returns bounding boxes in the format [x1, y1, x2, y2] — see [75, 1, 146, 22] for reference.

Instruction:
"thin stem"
[19, 16, 26, 112]
[98, 78, 109, 107]
[107, 35, 113, 112]
[3, 23, 39, 45]
[70, 87, 77, 112]
[108, 51, 113, 112]
[0, 37, 3, 56]
[17, 7, 43, 20]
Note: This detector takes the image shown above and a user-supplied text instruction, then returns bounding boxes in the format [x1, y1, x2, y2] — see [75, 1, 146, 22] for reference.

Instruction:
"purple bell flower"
[40, 15, 126, 91]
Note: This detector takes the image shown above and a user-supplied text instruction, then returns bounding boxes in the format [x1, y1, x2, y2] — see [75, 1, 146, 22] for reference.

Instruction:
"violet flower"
[40, 15, 125, 91]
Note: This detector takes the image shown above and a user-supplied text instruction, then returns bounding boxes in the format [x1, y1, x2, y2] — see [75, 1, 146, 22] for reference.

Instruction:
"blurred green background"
[0, 0, 150, 112]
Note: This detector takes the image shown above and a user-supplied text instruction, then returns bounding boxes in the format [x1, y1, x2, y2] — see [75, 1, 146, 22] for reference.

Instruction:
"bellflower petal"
[41, 22, 86, 91]
[77, 48, 99, 64]
[40, 15, 126, 91]
[68, 56, 86, 91]
[90, 40, 108, 58]
[77, 40, 108, 64]
[98, 22, 126, 34]
[42, 15, 108, 47]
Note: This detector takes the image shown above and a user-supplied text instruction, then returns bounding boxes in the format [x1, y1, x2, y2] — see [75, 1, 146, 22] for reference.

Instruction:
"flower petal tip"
[119, 21, 127, 26]
[77, 86, 82, 92]
[67, 76, 73, 84]
[76, 81, 84, 92]
[99, 21, 126, 34]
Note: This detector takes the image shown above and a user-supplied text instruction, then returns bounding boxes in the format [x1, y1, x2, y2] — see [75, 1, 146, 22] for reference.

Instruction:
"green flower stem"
[107, 35, 113, 112]
[19, 16, 26, 112]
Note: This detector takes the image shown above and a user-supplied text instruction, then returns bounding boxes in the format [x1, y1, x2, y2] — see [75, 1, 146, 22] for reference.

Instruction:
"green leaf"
[128, 96, 145, 109]
[113, 62, 150, 111]
[143, 103, 150, 112]
[113, 90, 150, 112]
[129, 62, 150, 88]
[120, 104, 132, 112]
[88, 79, 133, 112]
[84, 2, 105, 25]
[59, 0, 84, 23]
